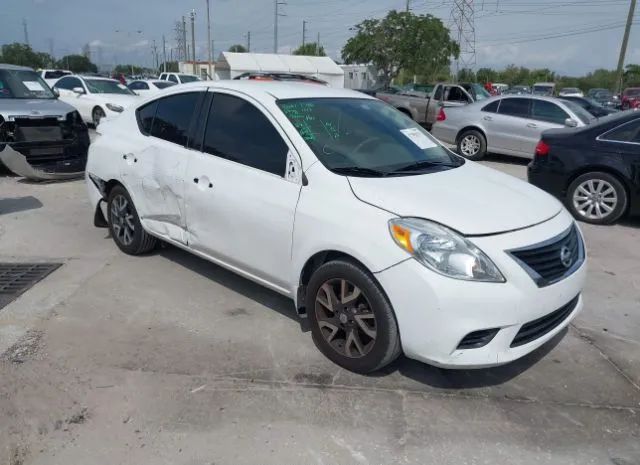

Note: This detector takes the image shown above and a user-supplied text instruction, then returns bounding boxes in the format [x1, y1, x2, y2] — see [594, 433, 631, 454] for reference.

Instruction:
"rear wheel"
[566, 172, 627, 225]
[457, 129, 487, 160]
[107, 185, 157, 254]
[306, 260, 401, 373]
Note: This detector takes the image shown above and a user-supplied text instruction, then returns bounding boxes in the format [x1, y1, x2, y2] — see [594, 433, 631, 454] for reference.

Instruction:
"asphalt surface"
[0, 151, 639, 465]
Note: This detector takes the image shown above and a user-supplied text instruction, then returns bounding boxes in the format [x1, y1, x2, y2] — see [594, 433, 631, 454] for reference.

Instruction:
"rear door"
[490, 97, 531, 155]
[522, 99, 568, 156]
[184, 91, 302, 292]
[121, 89, 206, 243]
[598, 118, 640, 178]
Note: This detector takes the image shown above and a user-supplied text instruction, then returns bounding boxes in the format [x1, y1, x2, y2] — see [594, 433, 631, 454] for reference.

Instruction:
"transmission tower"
[450, 0, 476, 78]
[174, 20, 186, 61]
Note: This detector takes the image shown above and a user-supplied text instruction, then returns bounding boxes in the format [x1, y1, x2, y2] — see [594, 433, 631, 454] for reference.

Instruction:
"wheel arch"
[455, 125, 487, 144]
[565, 165, 630, 198]
[296, 250, 374, 317]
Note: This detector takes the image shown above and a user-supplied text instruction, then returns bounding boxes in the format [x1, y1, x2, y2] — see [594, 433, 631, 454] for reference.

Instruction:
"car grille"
[510, 294, 580, 347]
[508, 225, 584, 287]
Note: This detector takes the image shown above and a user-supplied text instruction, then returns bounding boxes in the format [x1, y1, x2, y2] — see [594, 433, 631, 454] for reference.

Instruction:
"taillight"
[535, 140, 550, 157]
[437, 107, 446, 122]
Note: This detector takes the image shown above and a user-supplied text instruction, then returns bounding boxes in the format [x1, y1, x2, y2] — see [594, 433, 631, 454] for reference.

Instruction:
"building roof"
[217, 52, 344, 76]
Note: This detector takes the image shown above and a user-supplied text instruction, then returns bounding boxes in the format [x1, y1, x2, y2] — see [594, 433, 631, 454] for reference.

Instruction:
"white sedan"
[54, 75, 140, 126]
[85, 81, 587, 373]
[127, 79, 176, 96]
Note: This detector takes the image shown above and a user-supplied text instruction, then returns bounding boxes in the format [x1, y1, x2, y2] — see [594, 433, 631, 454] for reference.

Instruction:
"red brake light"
[535, 140, 550, 157]
[437, 107, 446, 122]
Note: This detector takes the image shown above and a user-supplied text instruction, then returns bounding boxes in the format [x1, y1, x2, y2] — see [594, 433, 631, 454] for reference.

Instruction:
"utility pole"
[206, 0, 213, 80]
[406, 0, 410, 12]
[190, 9, 197, 75]
[152, 39, 159, 70]
[302, 20, 307, 47]
[48, 38, 55, 65]
[247, 31, 251, 52]
[615, 0, 637, 95]
[162, 35, 167, 72]
[316, 31, 320, 56]
[274, 0, 286, 53]
[182, 15, 188, 64]
[22, 19, 29, 46]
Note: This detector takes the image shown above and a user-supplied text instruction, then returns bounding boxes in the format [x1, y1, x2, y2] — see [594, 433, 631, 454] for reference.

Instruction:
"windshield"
[625, 88, 640, 97]
[178, 74, 199, 83]
[563, 100, 595, 124]
[470, 83, 491, 100]
[153, 81, 175, 89]
[533, 85, 554, 93]
[0, 69, 55, 99]
[85, 79, 135, 95]
[44, 70, 71, 79]
[562, 88, 580, 93]
[277, 98, 463, 177]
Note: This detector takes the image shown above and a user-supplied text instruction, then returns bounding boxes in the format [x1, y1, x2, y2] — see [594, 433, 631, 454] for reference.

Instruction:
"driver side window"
[168, 75, 178, 84]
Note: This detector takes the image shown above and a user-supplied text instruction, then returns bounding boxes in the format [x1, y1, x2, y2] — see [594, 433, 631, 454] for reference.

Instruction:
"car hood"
[348, 161, 563, 235]
[0, 98, 75, 118]
[97, 94, 140, 107]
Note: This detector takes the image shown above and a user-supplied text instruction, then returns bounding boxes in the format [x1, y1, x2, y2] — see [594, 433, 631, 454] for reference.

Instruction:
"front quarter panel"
[291, 163, 408, 294]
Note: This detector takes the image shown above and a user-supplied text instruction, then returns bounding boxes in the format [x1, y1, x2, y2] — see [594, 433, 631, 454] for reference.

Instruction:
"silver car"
[431, 95, 594, 160]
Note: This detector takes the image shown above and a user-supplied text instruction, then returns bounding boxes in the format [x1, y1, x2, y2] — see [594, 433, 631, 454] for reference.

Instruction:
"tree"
[228, 44, 247, 53]
[457, 68, 475, 82]
[623, 64, 640, 87]
[342, 10, 458, 86]
[476, 67, 496, 83]
[293, 43, 326, 56]
[0, 43, 54, 69]
[56, 55, 97, 73]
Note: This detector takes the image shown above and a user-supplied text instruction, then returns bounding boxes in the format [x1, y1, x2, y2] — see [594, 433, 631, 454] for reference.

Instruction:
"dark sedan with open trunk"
[528, 110, 640, 225]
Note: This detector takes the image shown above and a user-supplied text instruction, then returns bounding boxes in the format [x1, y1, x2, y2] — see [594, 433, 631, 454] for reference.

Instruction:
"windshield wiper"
[388, 160, 459, 174]
[331, 166, 388, 177]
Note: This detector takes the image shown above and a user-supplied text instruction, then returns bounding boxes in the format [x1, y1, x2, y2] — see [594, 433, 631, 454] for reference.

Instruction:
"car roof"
[77, 75, 118, 82]
[0, 63, 33, 71]
[177, 80, 373, 100]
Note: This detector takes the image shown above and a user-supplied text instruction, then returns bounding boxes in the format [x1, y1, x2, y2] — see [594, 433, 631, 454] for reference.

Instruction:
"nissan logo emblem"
[560, 246, 573, 268]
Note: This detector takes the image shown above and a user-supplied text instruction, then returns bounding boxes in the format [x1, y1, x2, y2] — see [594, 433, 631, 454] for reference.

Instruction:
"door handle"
[526, 123, 538, 128]
[208, 182, 213, 188]
[483, 116, 493, 121]
[193, 177, 199, 184]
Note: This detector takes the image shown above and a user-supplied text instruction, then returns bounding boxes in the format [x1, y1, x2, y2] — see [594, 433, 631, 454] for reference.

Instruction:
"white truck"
[158, 72, 201, 84]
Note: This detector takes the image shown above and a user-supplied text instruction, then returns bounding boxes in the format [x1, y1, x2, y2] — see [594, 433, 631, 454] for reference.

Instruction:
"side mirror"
[564, 118, 578, 128]
[52, 88, 60, 98]
[72, 87, 85, 95]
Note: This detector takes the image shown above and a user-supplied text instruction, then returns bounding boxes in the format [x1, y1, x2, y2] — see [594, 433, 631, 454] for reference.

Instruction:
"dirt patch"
[1, 330, 43, 364]
[293, 372, 333, 385]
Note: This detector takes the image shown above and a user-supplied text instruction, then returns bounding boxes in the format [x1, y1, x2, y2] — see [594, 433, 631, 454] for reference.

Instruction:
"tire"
[566, 172, 627, 225]
[306, 260, 401, 373]
[92, 107, 106, 126]
[457, 129, 487, 160]
[107, 185, 157, 254]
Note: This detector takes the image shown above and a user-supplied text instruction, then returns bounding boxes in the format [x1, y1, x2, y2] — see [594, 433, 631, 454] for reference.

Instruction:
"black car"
[528, 111, 640, 225]
[559, 96, 618, 118]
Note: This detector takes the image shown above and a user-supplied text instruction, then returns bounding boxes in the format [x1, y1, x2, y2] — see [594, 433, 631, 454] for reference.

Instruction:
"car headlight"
[105, 103, 124, 113]
[389, 218, 505, 282]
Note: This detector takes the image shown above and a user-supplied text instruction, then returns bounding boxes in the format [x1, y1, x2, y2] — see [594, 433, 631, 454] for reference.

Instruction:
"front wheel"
[107, 185, 157, 254]
[92, 107, 106, 126]
[306, 260, 401, 373]
[566, 172, 627, 225]
[457, 129, 487, 160]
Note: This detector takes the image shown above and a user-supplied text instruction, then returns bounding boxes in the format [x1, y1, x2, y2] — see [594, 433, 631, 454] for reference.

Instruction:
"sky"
[0, 0, 637, 76]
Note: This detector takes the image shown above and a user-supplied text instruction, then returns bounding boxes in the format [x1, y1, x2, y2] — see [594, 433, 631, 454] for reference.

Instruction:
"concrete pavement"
[0, 157, 639, 465]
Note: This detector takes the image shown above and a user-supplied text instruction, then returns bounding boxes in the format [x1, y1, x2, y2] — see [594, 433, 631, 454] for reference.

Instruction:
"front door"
[185, 91, 302, 293]
[121, 90, 205, 243]
[492, 97, 532, 155]
[520, 99, 567, 156]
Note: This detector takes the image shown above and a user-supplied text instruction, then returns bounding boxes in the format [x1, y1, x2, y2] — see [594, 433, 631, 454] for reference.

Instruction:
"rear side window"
[601, 119, 640, 143]
[154, 81, 175, 89]
[498, 98, 530, 118]
[136, 100, 158, 135]
[150, 92, 201, 145]
[202, 93, 288, 175]
[482, 100, 499, 113]
[531, 100, 569, 125]
[168, 74, 178, 83]
[55, 76, 82, 90]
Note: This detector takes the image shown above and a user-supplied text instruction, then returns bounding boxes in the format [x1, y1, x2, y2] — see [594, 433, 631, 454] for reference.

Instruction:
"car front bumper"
[375, 209, 587, 368]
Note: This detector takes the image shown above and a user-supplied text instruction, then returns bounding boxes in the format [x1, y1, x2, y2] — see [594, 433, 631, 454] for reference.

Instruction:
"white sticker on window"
[23, 81, 45, 91]
[400, 128, 437, 149]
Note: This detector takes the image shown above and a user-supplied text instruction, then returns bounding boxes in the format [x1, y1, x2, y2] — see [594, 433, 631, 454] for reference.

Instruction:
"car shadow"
[155, 243, 565, 389]
[157, 244, 300, 325]
[483, 153, 531, 166]
[0, 196, 43, 215]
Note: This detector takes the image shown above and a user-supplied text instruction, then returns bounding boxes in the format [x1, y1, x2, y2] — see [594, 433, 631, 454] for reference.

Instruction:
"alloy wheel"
[315, 278, 377, 359]
[572, 179, 617, 220]
[460, 135, 481, 156]
[110, 194, 136, 246]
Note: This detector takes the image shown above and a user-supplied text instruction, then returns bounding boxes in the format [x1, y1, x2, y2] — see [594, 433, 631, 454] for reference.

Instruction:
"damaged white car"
[0, 64, 90, 181]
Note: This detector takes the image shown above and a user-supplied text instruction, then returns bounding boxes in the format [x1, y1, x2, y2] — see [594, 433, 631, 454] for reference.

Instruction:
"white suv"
[158, 72, 201, 84]
[85, 81, 587, 373]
